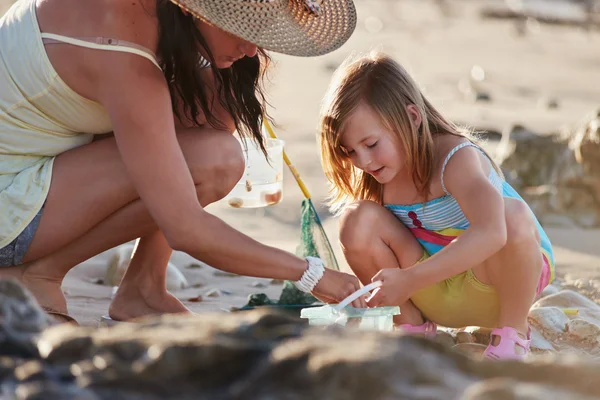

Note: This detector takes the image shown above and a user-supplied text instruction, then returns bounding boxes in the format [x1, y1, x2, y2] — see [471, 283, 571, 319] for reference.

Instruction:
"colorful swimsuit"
[385, 142, 554, 328]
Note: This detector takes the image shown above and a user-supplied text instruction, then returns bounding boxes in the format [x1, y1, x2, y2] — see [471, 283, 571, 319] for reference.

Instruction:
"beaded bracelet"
[293, 256, 325, 293]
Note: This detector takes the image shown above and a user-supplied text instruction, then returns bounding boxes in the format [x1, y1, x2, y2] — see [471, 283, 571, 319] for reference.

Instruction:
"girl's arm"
[368, 146, 506, 307]
[409, 147, 507, 289]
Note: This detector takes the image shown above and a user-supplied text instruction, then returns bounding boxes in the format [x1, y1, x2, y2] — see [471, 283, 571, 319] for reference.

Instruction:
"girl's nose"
[357, 153, 371, 169]
[239, 41, 258, 58]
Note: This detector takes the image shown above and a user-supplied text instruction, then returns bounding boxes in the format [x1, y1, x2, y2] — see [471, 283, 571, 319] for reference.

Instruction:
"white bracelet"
[293, 256, 325, 293]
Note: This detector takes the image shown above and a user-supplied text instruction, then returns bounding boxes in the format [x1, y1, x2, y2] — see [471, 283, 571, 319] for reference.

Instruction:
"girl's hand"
[366, 268, 413, 308]
[311, 269, 367, 308]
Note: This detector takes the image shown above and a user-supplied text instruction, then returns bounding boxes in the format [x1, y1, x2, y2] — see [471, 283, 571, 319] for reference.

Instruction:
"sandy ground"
[1, 0, 600, 327]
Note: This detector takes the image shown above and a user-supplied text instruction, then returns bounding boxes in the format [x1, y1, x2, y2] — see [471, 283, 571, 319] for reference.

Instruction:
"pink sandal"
[483, 326, 531, 361]
[396, 321, 437, 338]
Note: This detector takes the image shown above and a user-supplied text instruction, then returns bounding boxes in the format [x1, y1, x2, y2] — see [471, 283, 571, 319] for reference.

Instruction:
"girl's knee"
[339, 200, 386, 252]
[504, 199, 539, 246]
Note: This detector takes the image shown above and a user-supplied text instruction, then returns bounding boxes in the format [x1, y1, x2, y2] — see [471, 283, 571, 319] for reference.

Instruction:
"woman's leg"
[339, 200, 426, 325]
[0, 128, 244, 318]
[472, 197, 543, 336]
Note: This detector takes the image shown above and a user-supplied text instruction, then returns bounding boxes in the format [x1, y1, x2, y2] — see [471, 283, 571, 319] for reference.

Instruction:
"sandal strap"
[484, 326, 531, 360]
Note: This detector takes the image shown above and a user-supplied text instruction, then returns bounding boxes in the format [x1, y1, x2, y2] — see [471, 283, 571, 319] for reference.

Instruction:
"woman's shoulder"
[38, 0, 159, 50]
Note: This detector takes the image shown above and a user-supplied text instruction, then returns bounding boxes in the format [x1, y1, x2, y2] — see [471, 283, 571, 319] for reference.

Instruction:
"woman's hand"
[311, 269, 367, 308]
[366, 268, 414, 308]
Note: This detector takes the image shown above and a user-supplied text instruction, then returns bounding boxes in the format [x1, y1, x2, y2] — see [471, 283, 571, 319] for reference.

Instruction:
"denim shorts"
[0, 206, 44, 267]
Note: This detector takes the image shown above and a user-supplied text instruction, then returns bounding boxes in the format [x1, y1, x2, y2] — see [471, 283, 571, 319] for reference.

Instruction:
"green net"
[244, 199, 340, 307]
[296, 199, 340, 271]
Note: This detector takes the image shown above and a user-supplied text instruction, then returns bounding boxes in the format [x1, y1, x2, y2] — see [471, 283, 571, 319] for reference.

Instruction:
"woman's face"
[195, 20, 258, 69]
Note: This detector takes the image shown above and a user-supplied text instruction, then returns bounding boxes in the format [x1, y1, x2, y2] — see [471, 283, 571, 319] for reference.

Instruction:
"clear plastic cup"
[225, 138, 284, 208]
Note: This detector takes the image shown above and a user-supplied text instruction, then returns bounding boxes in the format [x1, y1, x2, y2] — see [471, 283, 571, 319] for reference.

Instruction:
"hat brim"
[169, 0, 357, 57]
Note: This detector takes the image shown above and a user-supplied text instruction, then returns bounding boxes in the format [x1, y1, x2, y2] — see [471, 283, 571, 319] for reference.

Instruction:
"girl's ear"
[406, 104, 422, 130]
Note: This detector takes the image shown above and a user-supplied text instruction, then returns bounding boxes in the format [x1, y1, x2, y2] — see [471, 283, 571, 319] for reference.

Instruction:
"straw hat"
[169, 0, 357, 57]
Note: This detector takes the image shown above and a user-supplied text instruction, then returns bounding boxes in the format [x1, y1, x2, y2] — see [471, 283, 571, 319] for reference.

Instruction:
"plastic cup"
[225, 138, 284, 208]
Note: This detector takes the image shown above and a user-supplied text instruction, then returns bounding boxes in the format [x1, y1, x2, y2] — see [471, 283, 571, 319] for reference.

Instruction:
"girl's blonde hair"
[319, 51, 500, 215]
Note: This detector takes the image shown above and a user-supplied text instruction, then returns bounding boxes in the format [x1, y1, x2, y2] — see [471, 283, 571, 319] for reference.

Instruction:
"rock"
[4, 280, 600, 399]
[538, 96, 560, 110]
[33, 311, 600, 399]
[213, 271, 239, 278]
[0, 279, 53, 359]
[434, 330, 456, 348]
[528, 307, 569, 336]
[495, 110, 600, 227]
[566, 319, 600, 345]
[456, 331, 476, 344]
[251, 282, 267, 288]
[530, 326, 555, 352]
[540, 284, 560, 298]
[453, 343, 487, 359]
[105, 244, 188, 291]
[453, 326, 493, 344]
[205, 289, 223, 298]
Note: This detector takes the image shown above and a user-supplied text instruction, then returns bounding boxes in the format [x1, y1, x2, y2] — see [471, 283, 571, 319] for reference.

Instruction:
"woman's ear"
[406, 104, 422, 129]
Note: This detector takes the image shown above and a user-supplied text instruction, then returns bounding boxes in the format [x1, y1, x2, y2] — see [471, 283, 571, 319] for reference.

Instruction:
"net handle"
[263, 119, 312, 200]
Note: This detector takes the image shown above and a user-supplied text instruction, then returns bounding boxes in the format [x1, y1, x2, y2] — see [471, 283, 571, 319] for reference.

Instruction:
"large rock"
[0, 279, 52, 359]
[3, 279, 600, 399]
[495, 110, 600, 227]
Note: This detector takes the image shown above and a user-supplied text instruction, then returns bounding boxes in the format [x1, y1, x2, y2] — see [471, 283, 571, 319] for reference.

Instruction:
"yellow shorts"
[409, 252, 500, 328]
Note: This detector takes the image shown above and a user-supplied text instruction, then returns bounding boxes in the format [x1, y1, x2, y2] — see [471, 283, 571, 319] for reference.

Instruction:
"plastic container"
[299, 281, 401, 331]
[225, 138, 284, 208]
[300, 304, 400, 331]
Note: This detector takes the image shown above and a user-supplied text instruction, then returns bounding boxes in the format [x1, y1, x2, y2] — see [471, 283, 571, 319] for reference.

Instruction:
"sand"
[1, 0, 600, 329]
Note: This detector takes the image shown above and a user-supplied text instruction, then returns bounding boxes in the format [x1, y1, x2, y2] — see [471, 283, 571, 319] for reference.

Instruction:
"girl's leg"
[339, 200, 426, 325]
[472, 197, 543, 336]
[0, 129, 244, 319]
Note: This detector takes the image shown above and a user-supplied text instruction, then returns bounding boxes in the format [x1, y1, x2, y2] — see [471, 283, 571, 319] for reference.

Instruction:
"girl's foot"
[108, 280, 191, 322]
[483, 326, 531, 361]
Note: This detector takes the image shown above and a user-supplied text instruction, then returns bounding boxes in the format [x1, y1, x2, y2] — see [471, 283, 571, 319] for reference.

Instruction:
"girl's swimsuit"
[385, 142, 554, 328]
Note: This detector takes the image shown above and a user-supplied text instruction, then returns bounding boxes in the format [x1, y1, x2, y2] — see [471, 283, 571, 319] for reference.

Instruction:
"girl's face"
[339, 102, 406, 184]
[195, 20, 258, 69]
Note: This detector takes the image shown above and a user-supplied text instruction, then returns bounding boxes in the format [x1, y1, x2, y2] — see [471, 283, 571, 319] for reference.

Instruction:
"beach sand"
[1, 0, 600, 328]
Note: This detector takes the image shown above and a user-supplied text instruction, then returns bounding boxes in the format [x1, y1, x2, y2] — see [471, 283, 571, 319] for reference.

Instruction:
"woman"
[0, 0, 364, 323]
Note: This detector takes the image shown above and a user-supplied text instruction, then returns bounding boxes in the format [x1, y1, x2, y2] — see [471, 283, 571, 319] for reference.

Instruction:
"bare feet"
[108, 280, 191, 322]
[0, 261, 71, 323]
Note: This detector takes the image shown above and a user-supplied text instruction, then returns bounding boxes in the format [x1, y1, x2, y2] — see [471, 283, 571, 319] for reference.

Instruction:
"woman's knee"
[185, 132, 244, 202]
[339, 200, 387, 252]
[504, 199, 540, 247]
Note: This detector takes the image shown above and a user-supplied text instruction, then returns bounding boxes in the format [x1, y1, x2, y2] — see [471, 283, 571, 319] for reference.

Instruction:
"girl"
[318, 52, 554, 360]
[0, 0, 364, 324]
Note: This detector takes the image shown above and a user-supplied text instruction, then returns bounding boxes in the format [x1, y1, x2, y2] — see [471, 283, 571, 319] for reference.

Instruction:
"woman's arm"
[94, 55, 304, 278]
[92, 51, 364, 305]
